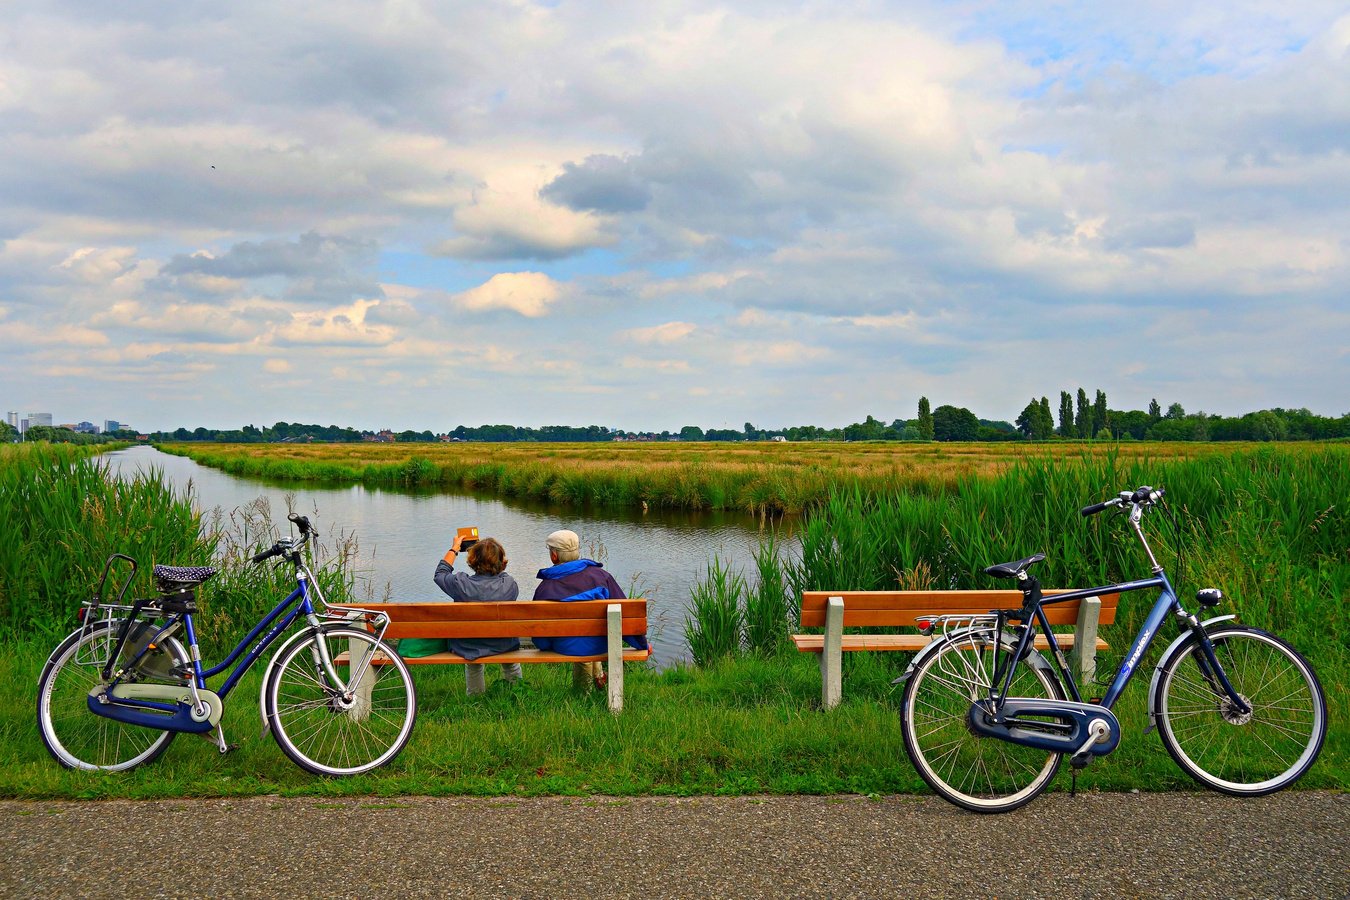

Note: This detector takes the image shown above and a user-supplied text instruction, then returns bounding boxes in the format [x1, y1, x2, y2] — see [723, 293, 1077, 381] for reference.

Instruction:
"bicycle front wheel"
[901, 630, 1065, 813]
[37, 621, 182, 772]
[264, 626, 416, 776]
[1156, 625, 1326, 795]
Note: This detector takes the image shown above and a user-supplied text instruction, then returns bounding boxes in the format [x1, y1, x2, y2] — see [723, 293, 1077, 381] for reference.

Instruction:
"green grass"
[6, 642, 1340, 800]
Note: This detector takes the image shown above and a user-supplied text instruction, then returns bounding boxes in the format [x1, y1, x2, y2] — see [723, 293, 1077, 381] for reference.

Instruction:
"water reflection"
[104, 446, 789, 664]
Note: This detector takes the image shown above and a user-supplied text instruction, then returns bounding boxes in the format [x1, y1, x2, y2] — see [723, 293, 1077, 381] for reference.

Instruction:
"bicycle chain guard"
[87, 684, 223, 734]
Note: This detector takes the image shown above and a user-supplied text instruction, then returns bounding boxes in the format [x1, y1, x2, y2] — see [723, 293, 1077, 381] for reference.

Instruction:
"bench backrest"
[799, 591, 1119, 629]
[352, 599, 647, 641]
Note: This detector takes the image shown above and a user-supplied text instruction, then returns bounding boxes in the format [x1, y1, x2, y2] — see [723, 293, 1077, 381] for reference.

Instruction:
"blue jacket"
[531, 560, 648, 655]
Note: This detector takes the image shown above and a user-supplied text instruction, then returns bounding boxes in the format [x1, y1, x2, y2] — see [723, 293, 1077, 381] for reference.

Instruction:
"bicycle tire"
[36, 620, 183, 772]
[901, 630, 1065, 813]
[1155, 625, 1326, 795]
[264, 626, 416, 776]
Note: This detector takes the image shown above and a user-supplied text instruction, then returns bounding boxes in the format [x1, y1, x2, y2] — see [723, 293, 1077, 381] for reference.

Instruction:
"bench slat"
[349, 599, 648, 622]
[799, 591, 1119, 628]
[790, 633, 1108, 653]
[381, 617, 647, 640]
[336, 648, 652, 666]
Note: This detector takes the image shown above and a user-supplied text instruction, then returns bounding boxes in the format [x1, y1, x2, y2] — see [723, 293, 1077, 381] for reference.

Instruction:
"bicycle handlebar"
[251, 515, 319, 564]
[1080, 485, 1165, 517]
[1079, 499, 1116, 517]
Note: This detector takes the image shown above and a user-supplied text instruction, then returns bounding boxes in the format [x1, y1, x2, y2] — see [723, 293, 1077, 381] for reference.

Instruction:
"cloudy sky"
[2, 1, 1347, 433]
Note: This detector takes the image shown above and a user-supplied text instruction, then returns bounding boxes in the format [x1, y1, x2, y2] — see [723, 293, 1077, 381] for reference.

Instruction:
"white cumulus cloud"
[452, 272, 563, 318]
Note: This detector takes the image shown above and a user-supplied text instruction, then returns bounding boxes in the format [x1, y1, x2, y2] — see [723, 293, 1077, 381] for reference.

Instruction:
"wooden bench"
[339, 599, 649, 714]
[792, 590, 1119, 709]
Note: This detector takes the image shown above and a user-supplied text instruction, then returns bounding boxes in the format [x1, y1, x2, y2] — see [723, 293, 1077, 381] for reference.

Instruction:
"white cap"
[545, 529, 580, 553]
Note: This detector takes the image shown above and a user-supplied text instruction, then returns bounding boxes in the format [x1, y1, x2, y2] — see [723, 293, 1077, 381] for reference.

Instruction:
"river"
[104, 445, 785, 664]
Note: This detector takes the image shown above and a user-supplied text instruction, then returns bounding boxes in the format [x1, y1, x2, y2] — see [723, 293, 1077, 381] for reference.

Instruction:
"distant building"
[74, 422, 99, 434]
[5, 412, 17, 428]
[27, 412, 52, 428]
[104, 420, 124, 434]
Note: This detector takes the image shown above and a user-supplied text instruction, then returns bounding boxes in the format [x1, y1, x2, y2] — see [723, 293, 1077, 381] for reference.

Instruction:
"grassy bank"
[5, 639, 1343, 800]
[158, 440, 1261, 515]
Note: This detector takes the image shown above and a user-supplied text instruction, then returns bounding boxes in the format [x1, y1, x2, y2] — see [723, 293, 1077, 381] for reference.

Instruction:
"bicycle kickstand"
[198, 723, 239, 754]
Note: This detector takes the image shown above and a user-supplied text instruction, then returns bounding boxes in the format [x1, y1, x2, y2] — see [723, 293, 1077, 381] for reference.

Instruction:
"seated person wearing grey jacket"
[433, 535, 522, 695]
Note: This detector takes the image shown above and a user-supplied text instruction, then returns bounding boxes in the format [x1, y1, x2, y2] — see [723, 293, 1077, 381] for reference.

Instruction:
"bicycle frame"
[994, 569, 1249, 717]
[105, 566, 355, 718]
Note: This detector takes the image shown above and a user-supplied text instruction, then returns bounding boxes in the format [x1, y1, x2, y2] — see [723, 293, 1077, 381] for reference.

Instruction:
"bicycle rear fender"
[891, 627, 1056, 688]
[1143, 614, 1237, 734]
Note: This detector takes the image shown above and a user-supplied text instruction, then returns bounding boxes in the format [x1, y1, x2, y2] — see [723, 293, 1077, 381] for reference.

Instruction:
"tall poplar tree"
[1093, 390, 1108, 436]
[1076, 388, 1091, 438]
[917, 397, 934, 440]
[1058, 391, 1074, 437]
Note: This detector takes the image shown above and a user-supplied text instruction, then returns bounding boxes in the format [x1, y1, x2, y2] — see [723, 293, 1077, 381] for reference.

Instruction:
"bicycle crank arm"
[969, 698, 1121, 758]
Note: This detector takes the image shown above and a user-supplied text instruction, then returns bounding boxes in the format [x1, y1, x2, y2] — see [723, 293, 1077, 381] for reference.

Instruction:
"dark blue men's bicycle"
[897, 486, 1327, 813]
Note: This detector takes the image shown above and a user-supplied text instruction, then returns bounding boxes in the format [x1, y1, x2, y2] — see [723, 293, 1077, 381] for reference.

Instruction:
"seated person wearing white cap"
[532, 529, 648, 689]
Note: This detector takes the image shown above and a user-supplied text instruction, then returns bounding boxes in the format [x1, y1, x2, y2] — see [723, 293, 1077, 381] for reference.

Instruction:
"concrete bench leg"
[607, 603, 624, 714]
[1070, 596, 1101, 687]
[348, 636, 374, 722]
[821, 596, 843, 710]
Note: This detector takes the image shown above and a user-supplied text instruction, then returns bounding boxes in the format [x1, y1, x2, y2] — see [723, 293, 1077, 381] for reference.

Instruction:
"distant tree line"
[11, 399, 1345, 446]
[2, 424, 140, 445]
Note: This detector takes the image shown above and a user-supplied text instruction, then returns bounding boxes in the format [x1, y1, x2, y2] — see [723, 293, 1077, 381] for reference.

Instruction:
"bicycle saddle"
[983, 553, 1046, 580]
[153, 565, 217, 588]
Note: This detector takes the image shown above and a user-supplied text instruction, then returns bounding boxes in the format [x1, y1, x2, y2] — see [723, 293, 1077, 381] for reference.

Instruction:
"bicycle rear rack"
[74, 555, 141, 668]
[916, 613, 1001, 638]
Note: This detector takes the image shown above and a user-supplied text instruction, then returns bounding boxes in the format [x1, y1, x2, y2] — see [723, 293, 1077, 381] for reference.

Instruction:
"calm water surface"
[105, 446, 786, 664]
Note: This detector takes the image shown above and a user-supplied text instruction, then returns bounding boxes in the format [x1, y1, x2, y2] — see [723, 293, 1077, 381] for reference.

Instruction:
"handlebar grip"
[251, 546, 278, 564]
[288, 513, 314, 535]
[1080, 501, 1110, 517]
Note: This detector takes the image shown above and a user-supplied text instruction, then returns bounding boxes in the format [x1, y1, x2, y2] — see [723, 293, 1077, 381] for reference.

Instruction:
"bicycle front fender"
[890, 627, 1056, 687]
[1143, 614, 1237, 734]
[256, 626, 324, 736]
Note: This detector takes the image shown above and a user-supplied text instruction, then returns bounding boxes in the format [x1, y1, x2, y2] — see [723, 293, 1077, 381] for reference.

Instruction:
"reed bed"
[0, 444, 206, 640]
[162, 440, 1250, 515]
[0, 444, 361, 650]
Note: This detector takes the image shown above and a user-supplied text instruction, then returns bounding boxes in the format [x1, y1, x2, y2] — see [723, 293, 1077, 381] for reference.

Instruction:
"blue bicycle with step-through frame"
[897, 486, 1327, 813]
[36, 513, 416, 776]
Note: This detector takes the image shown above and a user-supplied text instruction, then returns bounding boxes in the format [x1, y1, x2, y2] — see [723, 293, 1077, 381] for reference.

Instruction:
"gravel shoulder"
[1, 791, 1345, 899]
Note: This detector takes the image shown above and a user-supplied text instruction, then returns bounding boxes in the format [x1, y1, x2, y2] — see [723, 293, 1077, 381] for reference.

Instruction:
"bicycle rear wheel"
[901, 630, 1065, 813]
[1156, 625, 1326, 795]
[264, 626, 416, 776]
[37, 621, 182, 771]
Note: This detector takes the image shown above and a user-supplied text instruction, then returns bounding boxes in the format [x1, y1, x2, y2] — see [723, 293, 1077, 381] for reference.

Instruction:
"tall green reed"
[0, 444, 212, 639]
[685, 556, 745, 666]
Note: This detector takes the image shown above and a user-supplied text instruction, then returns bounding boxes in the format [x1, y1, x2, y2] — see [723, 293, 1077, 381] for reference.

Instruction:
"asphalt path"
[1, 791, 1345, 898]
